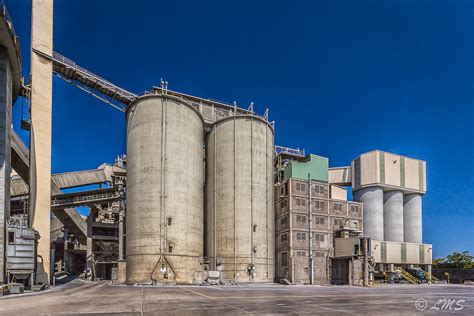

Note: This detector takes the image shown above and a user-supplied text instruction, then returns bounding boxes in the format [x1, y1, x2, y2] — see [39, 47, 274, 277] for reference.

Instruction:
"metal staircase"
[395, 268, 419, 284]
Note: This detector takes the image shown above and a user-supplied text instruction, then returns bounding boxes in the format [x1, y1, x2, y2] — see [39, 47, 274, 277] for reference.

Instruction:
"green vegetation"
[433, 251, 474, 269]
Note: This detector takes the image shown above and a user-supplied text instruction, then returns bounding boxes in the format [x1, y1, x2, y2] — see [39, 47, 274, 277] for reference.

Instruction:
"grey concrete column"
[86, 214, 93, 281]
[30, 0, 54, 285]
[0, 47, 12, 284]
[118, 211, 124, 261]
[353, 187, 384, 241]
[383, 190, 404, 242]
[403, 193, 422, 243]
[378, 263, 384, 272]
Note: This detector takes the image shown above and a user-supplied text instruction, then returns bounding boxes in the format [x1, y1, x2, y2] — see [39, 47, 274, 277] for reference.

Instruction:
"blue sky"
[8, 0, 473, 259]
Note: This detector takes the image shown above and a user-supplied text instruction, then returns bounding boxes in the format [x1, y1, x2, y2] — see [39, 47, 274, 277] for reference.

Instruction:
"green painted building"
[284, 154, 329, 182]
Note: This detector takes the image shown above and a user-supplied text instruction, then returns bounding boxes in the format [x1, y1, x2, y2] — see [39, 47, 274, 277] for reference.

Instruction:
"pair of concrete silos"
[354, 187, 422, 243]
[126, 94, 275, 284]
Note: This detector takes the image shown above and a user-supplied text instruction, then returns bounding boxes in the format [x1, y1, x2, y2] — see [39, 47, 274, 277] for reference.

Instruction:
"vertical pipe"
[159, 98, 165, 258]
[163, 99, 168, 260]
[250, 117, 254, 281]
[233, 115, 236, 278]
[213, 121, 217, 271]
[308, 173, 313, 285]
[265, 124, 269, 279]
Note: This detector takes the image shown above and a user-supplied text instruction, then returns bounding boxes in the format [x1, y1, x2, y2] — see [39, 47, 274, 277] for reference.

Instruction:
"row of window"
[280, 215, 325, 225]
[294, 182, 326, 195]
[295, 251, 327, 258]
[279, 216, 358, 228]
[296, 215, 306, 224]
[350, 205, 361, 213]
[281, 199, 360, 212]
[280, 251, 327, 266]
[293, 198, 327, 209]
[280, 232, 327, 243]
[296, 232, 306, 241]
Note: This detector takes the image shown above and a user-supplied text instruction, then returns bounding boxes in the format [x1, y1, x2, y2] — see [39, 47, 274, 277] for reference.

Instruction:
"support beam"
[29, 0, 54, 285]
[0, 47, 12, 284]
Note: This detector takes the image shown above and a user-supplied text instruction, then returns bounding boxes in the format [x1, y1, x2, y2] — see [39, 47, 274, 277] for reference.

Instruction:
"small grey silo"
[383, 190, 404, 242]
[353, 187, 384, 241]
[403, 193, 422, 243]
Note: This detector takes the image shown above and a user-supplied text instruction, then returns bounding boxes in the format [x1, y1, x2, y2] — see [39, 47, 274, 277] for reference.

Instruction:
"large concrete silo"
[383, 190, 404, 242]
[403, 193, 422, 243]
[206, 115, 274, 282]
[126, 95, 204, 284]
[353, 187, 384, 241]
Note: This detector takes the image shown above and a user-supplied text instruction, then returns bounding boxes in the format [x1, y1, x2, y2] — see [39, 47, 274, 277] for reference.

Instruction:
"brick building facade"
[275, 178, 363, 284]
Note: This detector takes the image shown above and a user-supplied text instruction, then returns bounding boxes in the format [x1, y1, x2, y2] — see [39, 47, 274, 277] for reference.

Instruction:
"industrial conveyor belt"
[33, 48, 137, 111]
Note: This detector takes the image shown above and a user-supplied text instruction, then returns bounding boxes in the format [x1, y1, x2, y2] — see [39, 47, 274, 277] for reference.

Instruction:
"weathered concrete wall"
[126, 95, 204, 284]
[432, 268, 474, 284]
[30, 0, 54, 285]
[117, 260, 126, 284]
[0, 47, 12, 283]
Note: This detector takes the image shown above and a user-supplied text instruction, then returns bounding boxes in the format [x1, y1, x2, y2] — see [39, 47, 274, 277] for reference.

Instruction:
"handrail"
[32, 49, 137, 112]
[275, 145, 305, 157]
[10, 128, 29, 158]
[51, 51, 137, 101]
[51, 192, 121, 208]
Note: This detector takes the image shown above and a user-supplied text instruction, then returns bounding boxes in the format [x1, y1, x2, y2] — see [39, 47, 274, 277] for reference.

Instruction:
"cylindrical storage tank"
[126, 94, 204, 284]
[383, 190, 404, 242]
[403, 193, 422, 243]
[353, 187, 384, 241]
[206, 115, 274, 282]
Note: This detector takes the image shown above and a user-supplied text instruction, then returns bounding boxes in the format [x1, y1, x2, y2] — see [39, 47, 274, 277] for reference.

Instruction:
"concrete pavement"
[0, 279, 473, 315]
